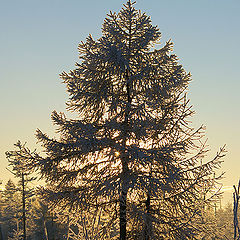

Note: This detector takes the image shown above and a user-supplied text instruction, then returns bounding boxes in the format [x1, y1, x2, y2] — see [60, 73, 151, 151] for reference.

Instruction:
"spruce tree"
[30, 1, 225, 239]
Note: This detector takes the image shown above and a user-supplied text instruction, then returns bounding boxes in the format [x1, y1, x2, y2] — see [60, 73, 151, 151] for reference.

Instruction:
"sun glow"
[115, 151, 120, 157]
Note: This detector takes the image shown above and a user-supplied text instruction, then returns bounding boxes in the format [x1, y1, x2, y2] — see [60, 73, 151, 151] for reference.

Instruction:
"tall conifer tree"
[31, 1, 225, 239]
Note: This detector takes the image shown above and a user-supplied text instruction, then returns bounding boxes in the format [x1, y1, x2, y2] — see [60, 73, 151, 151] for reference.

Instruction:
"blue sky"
[0, 0, 239, 203]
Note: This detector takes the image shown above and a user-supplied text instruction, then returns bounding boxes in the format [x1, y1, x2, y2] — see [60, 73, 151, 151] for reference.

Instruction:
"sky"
[0, 0, 239, 204]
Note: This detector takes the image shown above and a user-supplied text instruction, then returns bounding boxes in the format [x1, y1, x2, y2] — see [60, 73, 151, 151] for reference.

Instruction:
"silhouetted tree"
[29, 1, 225, 239]
[6, 141, 37, 240]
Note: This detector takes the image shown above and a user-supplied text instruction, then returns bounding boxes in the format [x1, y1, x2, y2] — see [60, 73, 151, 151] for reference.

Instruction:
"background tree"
[215, 204, 234, 239]
[1, 180, 21, 239]
[5, 141, 37, 240]
[29, 1, 225, 239]
[31, 200, 51, 240]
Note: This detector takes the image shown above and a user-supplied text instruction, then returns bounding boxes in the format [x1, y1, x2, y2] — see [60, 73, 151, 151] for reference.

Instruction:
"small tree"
[5, 141, 37, 240]
[30, 1, 225, 239]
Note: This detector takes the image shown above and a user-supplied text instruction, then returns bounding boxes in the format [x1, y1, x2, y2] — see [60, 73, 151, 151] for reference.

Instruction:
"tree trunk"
[0, 224, 3, 240]
[144, 194, 151, 240]
[119, 149, 130, 240]
[43, 218, 49, 240]
[120, 189, 127, 240]
[51, 215, 56, 240]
